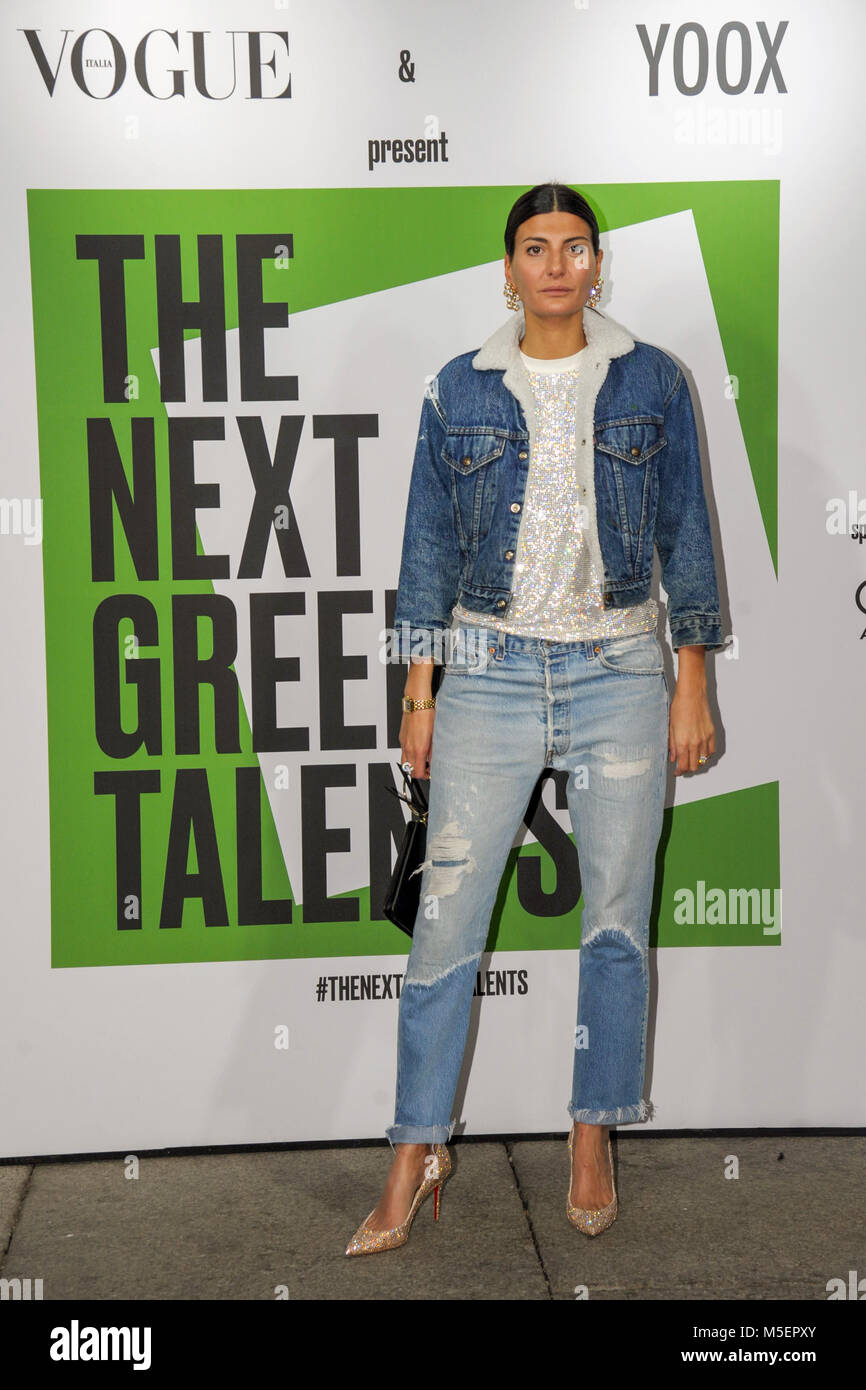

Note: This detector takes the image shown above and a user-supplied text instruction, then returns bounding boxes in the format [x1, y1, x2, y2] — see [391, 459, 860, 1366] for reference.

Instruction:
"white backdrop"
[1, 0, 864, 1157]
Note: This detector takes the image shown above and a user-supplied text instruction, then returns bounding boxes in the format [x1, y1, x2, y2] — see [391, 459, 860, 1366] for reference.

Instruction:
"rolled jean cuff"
[568, 1098, 651, 1126]
[385, 1121, 455, 1150]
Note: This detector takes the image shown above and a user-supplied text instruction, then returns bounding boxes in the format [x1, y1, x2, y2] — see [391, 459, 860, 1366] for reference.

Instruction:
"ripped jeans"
[385, 624, 670, 1147]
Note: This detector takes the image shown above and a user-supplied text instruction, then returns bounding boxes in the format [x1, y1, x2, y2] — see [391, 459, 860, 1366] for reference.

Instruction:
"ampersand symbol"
[398, 49, 415, 82]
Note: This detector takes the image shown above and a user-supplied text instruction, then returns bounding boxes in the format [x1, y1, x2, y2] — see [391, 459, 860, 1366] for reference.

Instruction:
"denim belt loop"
[496, 628, 507, 662]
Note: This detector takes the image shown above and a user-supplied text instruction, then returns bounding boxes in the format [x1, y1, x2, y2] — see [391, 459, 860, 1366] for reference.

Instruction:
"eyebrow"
[520, 234, 590, 245]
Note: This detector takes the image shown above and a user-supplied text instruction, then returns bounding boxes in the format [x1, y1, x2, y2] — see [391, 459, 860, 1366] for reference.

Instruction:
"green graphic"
[27, 185, 779, 967]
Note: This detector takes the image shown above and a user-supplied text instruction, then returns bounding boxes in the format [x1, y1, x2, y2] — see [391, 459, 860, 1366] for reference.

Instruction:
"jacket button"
[630, 446, 641, 457]
[462, 455, 472, 467]
[518, 450, 528, 459]
[504, 550, 514, 559]
[594, 645, 600, 653]
[510, 502, 521, 512]
[496, 599, 506, 608]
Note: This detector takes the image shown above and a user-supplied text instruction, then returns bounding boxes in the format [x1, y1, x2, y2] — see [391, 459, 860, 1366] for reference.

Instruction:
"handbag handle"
[384, 763, 428, 823]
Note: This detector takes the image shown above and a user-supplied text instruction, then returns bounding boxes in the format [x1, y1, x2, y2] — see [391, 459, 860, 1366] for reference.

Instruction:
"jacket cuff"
[387, 622, 451, 664]
[669, 614, 726, 652]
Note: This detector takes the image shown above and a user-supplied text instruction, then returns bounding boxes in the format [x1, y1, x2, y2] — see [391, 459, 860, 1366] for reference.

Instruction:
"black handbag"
[382, 763, 429, 937]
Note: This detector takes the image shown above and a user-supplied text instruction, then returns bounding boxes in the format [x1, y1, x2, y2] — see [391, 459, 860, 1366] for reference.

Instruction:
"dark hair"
[504, 182, 600, 259]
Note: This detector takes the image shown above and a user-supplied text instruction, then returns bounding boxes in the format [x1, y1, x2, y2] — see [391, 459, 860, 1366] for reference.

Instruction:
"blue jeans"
[386, 625, 670, 1147]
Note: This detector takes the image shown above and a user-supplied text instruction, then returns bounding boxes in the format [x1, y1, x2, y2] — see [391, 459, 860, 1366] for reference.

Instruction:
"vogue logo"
[19, 28, 292, 99]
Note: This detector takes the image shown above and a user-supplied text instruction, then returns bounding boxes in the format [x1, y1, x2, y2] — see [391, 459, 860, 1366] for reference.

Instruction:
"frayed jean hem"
[386, 1121, 455, 1150]
[568, 1098, 652, 1126]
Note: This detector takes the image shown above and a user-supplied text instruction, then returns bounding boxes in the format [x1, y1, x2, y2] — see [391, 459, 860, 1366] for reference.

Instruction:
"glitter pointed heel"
[567, 1127, 617, 1236]
[344, 1143, 452, 1256]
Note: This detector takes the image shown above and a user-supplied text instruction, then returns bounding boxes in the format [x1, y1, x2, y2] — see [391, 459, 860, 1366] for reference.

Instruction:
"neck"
[519, 308, 587, 359]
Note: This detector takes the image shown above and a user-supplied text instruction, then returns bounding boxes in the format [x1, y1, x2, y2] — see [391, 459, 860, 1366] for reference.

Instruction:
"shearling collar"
[471, 303, 635, 403]
[469, 303, 633, 433]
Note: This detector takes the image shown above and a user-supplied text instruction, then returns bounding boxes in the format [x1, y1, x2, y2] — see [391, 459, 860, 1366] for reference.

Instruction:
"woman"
[346, 183, 724, 1255]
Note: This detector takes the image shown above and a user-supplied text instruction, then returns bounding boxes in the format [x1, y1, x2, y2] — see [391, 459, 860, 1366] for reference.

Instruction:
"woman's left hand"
[669, 646, 715, 775]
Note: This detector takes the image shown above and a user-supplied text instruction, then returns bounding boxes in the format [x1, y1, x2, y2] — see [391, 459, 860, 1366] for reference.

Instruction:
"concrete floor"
[1, 1133, 864, 1302]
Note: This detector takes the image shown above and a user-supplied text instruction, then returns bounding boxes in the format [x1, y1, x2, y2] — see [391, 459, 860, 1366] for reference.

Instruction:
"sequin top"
[451, 348, 658, 641]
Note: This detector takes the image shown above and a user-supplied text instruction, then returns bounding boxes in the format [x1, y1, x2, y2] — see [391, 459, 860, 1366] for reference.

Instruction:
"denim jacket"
[393, 304, 724, 657]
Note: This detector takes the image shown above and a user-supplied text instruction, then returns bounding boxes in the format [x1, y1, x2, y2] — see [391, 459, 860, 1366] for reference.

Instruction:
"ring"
[698, 755, 708, 765]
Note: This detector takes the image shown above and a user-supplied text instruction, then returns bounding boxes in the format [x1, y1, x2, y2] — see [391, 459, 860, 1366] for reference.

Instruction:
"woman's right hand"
[400, 709, 436, 781]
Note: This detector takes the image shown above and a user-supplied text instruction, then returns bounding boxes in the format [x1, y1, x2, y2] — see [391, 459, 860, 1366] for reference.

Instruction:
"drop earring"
[503, 279, 521, 311]
[587, 277, 604, 309]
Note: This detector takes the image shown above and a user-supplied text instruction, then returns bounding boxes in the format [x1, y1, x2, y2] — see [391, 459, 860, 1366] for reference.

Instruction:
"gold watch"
[401, 697, 436, 712]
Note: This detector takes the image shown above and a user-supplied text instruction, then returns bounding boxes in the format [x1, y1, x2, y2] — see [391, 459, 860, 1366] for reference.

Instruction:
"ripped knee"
[600, 750, 653, 779]
[410, 820, 477, 897]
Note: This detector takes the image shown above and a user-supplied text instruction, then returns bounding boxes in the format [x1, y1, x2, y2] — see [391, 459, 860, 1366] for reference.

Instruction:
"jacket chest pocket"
[593, 419, 666, 467]
[442, 430, 511, 552]
[594, 418, 665, 566]
[442, 430, 509, 472]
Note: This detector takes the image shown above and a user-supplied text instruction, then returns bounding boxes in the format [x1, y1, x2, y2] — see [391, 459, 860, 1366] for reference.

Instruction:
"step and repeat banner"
[1, 1, 863, 1157]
